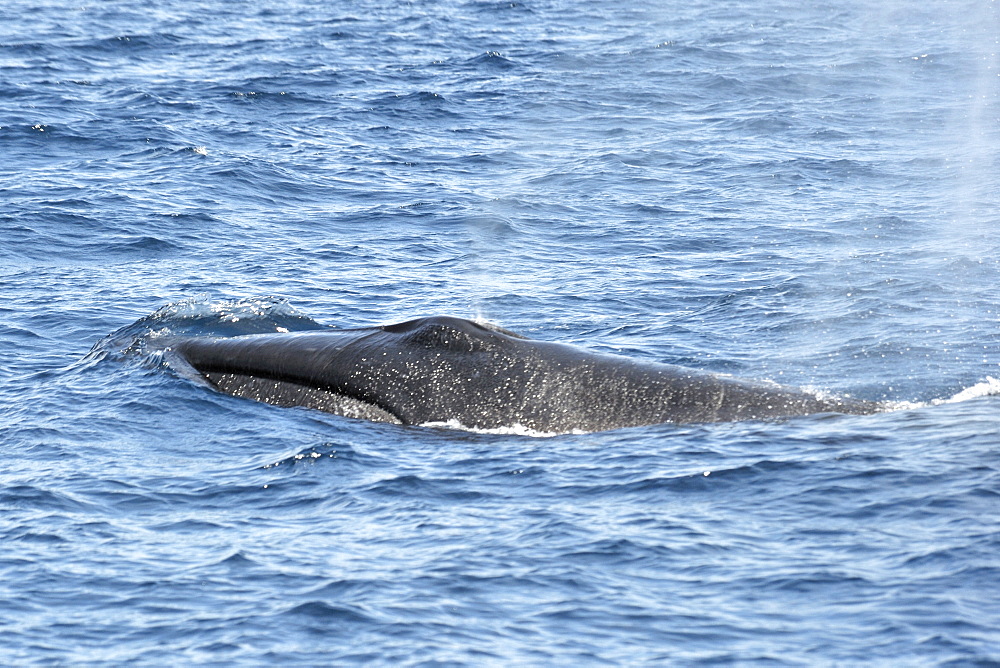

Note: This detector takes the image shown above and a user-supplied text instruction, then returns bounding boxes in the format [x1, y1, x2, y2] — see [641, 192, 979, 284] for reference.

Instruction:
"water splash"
[91, 296, 328, 358]
[934, 376, 1000, 405]
[419, 418, 588, 438]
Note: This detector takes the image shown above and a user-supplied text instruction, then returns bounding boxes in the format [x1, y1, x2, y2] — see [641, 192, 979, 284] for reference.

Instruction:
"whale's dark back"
[172, 316, 881, 433]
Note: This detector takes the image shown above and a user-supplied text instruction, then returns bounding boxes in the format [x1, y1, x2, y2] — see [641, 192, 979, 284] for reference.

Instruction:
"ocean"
[2, 0, 999, 664]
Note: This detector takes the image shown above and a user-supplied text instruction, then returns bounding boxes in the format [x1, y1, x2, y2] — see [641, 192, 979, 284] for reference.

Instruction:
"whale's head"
[379, 316, 527, 353]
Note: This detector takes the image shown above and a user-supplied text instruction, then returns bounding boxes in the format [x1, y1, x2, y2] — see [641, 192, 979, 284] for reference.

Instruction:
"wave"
[93, 296, 329, 359]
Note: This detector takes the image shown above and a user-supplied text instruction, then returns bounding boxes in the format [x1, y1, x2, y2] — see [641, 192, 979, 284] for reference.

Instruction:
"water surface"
[2, 0, 999, 663]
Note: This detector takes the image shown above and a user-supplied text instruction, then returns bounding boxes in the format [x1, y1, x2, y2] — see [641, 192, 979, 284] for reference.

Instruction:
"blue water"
[3, 0, 1000, 663]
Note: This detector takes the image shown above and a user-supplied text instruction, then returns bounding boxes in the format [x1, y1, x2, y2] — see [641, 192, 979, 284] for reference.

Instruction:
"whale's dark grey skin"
[170, 315, 881, 433]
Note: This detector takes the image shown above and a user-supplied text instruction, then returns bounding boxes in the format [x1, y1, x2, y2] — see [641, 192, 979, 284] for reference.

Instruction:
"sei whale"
[169, 315, 881, 433]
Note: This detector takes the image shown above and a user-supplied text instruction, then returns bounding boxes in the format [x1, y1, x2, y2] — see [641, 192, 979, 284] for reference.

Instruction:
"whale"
[168, 315, 882, 433]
